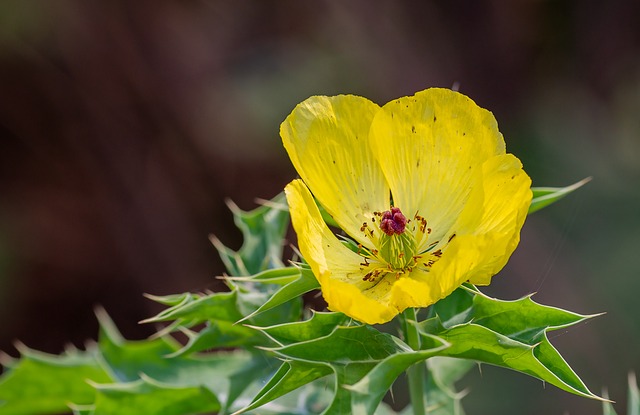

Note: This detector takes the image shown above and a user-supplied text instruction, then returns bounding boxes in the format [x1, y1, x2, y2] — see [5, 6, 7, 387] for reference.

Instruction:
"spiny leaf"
[419, 321, 601, 400]
[424, 357, 474, 415]
[435, 285, 597, 343]
[245, 325, 451, 414]
[629, 372, 640, 415]
[601, 373, 640, 415]
[346, 334, 450, 415]
[141, 290, 267, 349]
[143, 292, 201, 307]
[141, 291, 243, 326]
[425, 286, 603, 401]
[323, 363, 383, 414]
[143, 282, 304, 353]
[167, 321, 264, 357]
[98, 309, 183, 382]
[529, 177, 591, 214]
[602, 390, 618, 415]
[237, 267, 320, 323]
[225, 267, 301, 286]
[69, 403, 94, 415]
[237, 324, 403, 414]
[89, 375, 220, 415]
[268, 325, 408, 363]
[98, 310, 274, 413]
[235, 289, 303, 328]
[0, 343, 112, 415]
[210, 193, 289, 276]
[250, 311, 349, 346]
[233, 360, 333, 414]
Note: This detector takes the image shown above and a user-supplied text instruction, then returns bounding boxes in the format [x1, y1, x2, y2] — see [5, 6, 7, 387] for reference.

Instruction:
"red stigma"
[379, 207, 407, 236]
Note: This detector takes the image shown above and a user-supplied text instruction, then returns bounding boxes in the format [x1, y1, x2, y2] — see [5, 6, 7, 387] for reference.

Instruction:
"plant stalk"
[402, 308, 427, 415]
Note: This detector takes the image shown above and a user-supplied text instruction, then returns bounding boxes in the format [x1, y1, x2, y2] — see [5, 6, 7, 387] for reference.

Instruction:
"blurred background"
[1, 1, 639, 413]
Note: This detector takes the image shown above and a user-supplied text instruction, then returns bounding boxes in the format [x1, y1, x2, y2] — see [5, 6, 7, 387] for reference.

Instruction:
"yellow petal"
[465, 154, 532, 284]
[369, 88, 505, 245]
[284, 179, 397, 324]
[281, 95, 389, 249]
[390, 236, 480, 311]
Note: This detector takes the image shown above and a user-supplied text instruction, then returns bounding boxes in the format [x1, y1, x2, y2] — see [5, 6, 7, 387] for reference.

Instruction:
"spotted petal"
[285, 179, 397, 324]
[369, 88, 505, 246]
[281, 95, 389, 249]
[390, 236, 483, 311]
[464, 154, 532, 284]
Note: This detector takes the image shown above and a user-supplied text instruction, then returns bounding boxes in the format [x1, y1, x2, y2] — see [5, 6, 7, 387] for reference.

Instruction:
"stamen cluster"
[379, 207, 407, 235]
[357, 206, 451, 282]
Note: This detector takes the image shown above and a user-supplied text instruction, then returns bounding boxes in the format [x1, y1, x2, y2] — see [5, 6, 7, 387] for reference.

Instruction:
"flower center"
[379, 207, 407, 235]
[358, 208, 450, 282]
[377, 207, 416, 270]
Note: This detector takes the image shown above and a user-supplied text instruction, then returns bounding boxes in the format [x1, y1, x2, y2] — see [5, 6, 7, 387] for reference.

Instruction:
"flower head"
[282, 88, 532, 324]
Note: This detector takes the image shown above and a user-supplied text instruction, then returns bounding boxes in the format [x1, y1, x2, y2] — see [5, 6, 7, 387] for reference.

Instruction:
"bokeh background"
[1, 1, 639, 413]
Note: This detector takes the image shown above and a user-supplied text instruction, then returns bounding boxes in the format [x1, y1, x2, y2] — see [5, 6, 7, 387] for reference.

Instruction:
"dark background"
[1, 1, 639, 413]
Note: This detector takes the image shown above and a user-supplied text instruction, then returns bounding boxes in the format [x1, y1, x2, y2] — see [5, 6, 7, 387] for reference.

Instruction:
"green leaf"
[435, 286, 596, 343]
[90, 375, 220, 415]
[251, 311, 349, 347]
[235, 289, 303, 329]
[235, 313, 356, 413]
[98, 309, 180, 383]
[226, 267, 301, 286]
[529, 177, 591, 214]
[317, 202, 340, 228]
[141, 290, 265, 350]
[601, 373, 639, 415]
[269, 325, 407, 363]
[0, 344, 112, 415]
[323, 362, 382, 414]
[210, 193, 290, 276]
[345, 334, 449, 415]
[419, 322, 601, 401]
[602, 391, 618, 415]
[143, 282, 305, 353]
[98, 309, 273, 413]
[69, 403, 95, 415]
[167, 321, 264, 357]
[245, 324, 451, 415]
[142, 291, 243, 327]
[629, 372, 640, 415]
[237, 267, 320, 323]
[424, 357, 474, 415]
[234, 360, 333, 414]
[425, 286, 604, 401]
[143, 292, 201, 307]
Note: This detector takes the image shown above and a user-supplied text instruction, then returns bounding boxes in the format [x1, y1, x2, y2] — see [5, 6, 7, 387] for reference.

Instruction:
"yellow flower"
[282, 88, 532, 325]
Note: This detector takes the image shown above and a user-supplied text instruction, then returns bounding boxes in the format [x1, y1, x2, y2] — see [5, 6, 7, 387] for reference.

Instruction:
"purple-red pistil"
[379, 207, 407, 236]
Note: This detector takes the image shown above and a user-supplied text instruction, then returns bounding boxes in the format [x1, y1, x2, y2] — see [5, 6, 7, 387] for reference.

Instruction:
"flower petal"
[369, 88, 505, 244]
[285, 179, 397, 324]
[390, 236, 480, 311]
[465, 154, 532, 284]
[281, 95, 389, 248]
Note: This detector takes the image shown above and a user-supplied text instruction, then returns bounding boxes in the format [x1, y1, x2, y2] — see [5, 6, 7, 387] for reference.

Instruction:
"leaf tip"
[0, 351, 14, 367]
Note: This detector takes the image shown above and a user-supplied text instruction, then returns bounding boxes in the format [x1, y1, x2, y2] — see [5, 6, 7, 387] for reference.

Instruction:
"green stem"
[402, 308, 427, 415]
